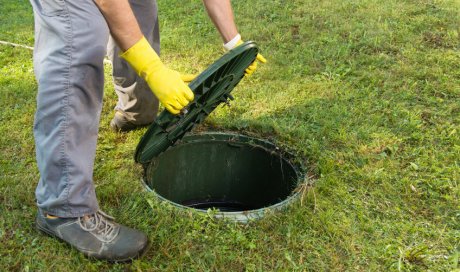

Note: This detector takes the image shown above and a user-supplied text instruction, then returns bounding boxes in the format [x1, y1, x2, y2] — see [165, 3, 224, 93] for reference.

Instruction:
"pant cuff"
[39, 206, 100, 218]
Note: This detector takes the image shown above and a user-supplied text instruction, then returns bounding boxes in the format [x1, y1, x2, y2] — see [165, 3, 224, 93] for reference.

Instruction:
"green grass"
[1, 0, 459, 270]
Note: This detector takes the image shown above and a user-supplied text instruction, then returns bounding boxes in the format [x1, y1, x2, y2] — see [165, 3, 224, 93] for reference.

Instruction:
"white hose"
[0, 40, 111, 64]
[0, 40, 34, 50]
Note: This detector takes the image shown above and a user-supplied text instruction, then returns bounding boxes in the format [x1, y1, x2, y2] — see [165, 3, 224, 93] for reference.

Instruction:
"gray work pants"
[31, 0, 159, 217]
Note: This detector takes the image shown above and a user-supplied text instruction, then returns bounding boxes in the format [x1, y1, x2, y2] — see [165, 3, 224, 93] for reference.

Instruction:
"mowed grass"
[1, 0, 459, 270]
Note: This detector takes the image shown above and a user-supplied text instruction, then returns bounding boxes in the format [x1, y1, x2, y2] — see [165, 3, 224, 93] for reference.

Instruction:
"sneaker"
[110, 111, 142, 132]
[36, 210, 149, 262]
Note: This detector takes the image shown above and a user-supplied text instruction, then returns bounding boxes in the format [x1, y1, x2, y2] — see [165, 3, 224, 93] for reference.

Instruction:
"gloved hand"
[180, 74, 197, 83]
[121, 37, 194, 114]
[224, 34, 267, 76]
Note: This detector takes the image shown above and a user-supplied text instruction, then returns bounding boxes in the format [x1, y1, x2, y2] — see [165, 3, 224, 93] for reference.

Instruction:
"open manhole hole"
[135, 42, 304, 222]
[142, 132, 302, 222]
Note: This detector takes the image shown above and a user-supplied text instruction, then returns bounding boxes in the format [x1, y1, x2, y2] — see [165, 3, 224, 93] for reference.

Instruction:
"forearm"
[202, 0, 238, 43]
[93, 0, 142, 51]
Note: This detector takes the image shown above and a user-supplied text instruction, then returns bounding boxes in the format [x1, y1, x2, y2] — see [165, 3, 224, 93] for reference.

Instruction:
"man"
[30, 0, 265, 261]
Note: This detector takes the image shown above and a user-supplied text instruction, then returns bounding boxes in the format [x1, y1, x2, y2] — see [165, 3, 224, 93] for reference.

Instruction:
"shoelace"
[78, 210, 117, 242]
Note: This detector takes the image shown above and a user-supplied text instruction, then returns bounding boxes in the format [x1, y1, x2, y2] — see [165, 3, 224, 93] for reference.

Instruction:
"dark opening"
[144, 134, 299, 212]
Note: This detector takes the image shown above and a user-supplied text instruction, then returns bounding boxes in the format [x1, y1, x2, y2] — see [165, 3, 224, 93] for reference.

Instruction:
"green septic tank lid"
[134, 41, 259, 164]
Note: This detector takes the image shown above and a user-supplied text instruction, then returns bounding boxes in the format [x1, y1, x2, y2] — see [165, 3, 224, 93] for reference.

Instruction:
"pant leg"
[107, 0, 160, 125]
[31, 0, 109, 217]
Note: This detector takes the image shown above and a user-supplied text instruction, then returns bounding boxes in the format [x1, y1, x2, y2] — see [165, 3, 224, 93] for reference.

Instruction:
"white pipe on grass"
[0, 40, 111, 64]
[0, 40, 34, 50]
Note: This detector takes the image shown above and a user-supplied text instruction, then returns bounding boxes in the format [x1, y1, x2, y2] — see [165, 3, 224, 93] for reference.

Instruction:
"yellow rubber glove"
[180, 74, 198, 83]
[121, 37, 194, 114]
[224, 35, 267, 76]
[235, 40, 267, 76]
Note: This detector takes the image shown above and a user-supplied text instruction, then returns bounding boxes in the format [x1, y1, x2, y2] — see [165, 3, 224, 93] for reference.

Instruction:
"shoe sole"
[35, 218, 150, 263]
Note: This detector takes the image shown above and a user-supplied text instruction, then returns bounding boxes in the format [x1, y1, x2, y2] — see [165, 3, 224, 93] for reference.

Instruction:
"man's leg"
[32, 0, 109, 217]
[108, 0, 160, 131]
[31, 0, 148, 260]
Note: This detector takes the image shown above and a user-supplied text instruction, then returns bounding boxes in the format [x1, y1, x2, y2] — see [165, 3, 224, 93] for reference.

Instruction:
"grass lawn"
[1, 0, 459, 270]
